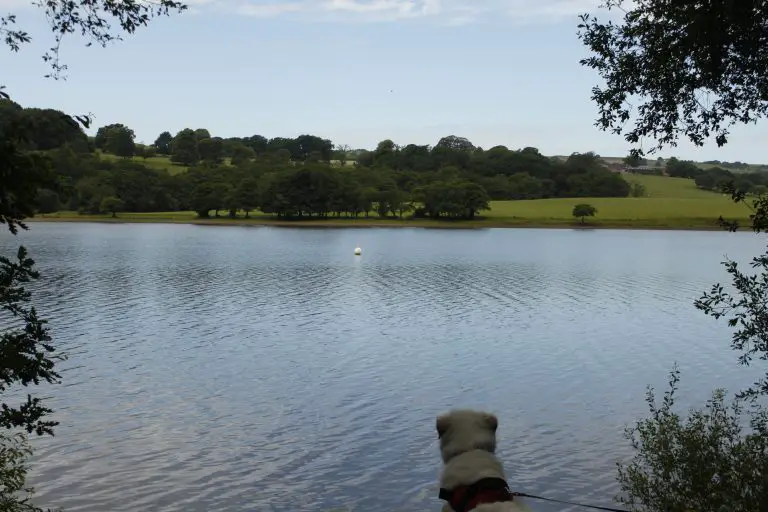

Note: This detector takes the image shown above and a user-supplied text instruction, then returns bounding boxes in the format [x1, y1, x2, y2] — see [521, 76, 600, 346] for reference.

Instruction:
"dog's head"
[436, 409, 498, 463]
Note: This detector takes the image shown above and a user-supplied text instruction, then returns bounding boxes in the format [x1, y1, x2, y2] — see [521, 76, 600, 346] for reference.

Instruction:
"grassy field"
[97, 151, 192, 174]
[33, 174, 754, 230]
[480, 174, 752, 228]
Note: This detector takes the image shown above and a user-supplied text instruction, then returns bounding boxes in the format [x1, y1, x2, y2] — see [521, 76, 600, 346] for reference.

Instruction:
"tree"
[103, 125, 135, 157]
[415, 180, 491, 220]
[170, 128, 199, 166]
[0, 244, 61, 436]
[35, 189, 60, 214]
[435, 135, 475, 152]
[0, 431, 50, 512]
[333, 144, 351, 166]
[193, 128, 210, 141]
[585, 7, 768, 495]
[294, 134, 333, 161]
[666, 157, 703, 179]
[230, 144, 255, 167]
[245, 134, 268, 154]
[197, 137, 223, 164]
[233, 179, 260, 217]
[696, 242, 768, 400]
[7, 107, 88, 152]
[189, 182, 230, 218]
[623, 153, 646, 168]
[572, 203, 597, 224]
[154, 131, 173, 154]
[100, 196, 124, 217]
[578, 1, 768, 155]
[1, 0, 186, 509]
[375, 139, 396, 156]
[94, 123, 128, 150]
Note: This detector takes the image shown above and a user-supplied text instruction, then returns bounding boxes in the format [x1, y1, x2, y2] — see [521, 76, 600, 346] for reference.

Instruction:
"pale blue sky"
[2, 0, 766, 162]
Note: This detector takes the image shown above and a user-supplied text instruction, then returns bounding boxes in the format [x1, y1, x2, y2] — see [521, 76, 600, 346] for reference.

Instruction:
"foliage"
[232, 179, 259, 217]
[103, 125, 135, 158]
[615, 137, 768, 509]
[0, 242, 63, 437]
[0, 101, 87, 152]
[715, 176, 768, 233]
[333, 144, 351, 166]
[616, 367, 768, 512]
[19, 112, 636, 222]
[0, 432, 60, 512]
[1, 0, 186, 79]
[136, 144, 156, 160]
[415, 180, 489, 219]
[34, 190, 60, 215]
[665, 158, 703, 180]
[623, 154, 646, 168]
[572, 203, 597, 223]
[100, 196, 124, 217]
[578, 1, 768, 155]
[197, 137, 223, 165]
[170, 128, 199, 166]
[230, 144, 255, 167]
[153, 131, 172, 155]
[0, 120, 56, 234]
[694, 241, 768, 400]
[95, 124, 128, 151]
[2, 1, 187, 510]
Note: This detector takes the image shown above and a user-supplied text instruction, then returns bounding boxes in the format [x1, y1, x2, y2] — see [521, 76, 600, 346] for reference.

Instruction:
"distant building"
[606, 163, 625, 173]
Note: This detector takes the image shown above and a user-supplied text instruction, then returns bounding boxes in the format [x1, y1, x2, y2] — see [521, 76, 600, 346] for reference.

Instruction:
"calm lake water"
[2, 222, 767, 511]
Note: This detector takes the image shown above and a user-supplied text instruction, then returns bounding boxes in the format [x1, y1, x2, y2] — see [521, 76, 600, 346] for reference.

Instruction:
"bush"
[0, 245, 64, 511]
[0, 432, 60, 512]
[616, 367, 768, 512]
[618, 237, 768, 510]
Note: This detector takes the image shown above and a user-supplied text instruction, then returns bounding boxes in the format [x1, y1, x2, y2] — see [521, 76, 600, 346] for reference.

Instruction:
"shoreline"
[26, 215, 734, 232]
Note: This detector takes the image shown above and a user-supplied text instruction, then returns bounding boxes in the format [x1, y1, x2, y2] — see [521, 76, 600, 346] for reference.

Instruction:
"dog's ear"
[436, 414, 450, 438]
[483, 412, 498, 432]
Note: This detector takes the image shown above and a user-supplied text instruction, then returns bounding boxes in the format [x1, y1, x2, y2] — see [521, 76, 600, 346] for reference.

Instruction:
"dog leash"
[512, 491, 628, 512]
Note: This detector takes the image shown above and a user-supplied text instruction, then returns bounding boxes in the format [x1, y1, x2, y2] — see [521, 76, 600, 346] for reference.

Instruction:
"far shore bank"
[26, 213, 737, 232]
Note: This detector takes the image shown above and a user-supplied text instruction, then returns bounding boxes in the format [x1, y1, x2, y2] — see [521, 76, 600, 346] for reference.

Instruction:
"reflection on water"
[2, 223, 765, 511]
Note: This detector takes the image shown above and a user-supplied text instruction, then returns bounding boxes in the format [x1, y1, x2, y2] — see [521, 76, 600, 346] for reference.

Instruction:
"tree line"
[0, 101, 635, 221]
[624, 156, 768, 196]
[659, 157, 768, 195]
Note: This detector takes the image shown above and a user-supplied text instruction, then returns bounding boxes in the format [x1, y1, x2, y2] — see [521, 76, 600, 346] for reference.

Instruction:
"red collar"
[439, 477, 514, 512]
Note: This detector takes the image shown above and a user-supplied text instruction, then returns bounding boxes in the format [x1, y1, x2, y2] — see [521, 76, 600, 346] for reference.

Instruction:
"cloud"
[1, 0, 610, 24]
[237, 1, 304, 17]
[504, 0, 605, 22]
[325, 0, 436, 17]
[230, 0, 448, 22]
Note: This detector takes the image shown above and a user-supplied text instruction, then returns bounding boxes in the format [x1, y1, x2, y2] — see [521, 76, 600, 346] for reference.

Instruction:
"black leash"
[513, 491, 628, 512]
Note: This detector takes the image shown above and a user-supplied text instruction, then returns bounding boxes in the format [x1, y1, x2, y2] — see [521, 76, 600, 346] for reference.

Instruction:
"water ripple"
[1, 224, 765, 511]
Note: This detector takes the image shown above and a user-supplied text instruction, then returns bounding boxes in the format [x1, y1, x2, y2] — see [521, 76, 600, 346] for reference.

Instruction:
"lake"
[3, 222, 767, 511]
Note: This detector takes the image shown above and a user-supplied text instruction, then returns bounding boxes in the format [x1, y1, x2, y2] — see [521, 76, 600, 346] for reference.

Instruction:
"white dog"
[436, 409, 532, 512]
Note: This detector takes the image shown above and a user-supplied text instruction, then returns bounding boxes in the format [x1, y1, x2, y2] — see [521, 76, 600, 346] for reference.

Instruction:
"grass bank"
[28, 214, 740, 230]
[30, 175, 753, 230]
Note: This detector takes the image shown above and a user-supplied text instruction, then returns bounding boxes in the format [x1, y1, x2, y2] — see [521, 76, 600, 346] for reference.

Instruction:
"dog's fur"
[437, 409, 531, 512]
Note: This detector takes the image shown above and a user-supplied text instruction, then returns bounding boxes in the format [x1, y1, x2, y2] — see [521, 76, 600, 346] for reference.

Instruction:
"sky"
[1, 0, 767, 162]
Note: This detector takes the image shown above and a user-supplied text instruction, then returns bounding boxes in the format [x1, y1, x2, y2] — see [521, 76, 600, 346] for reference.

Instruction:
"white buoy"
[354, 247, 362, 255]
